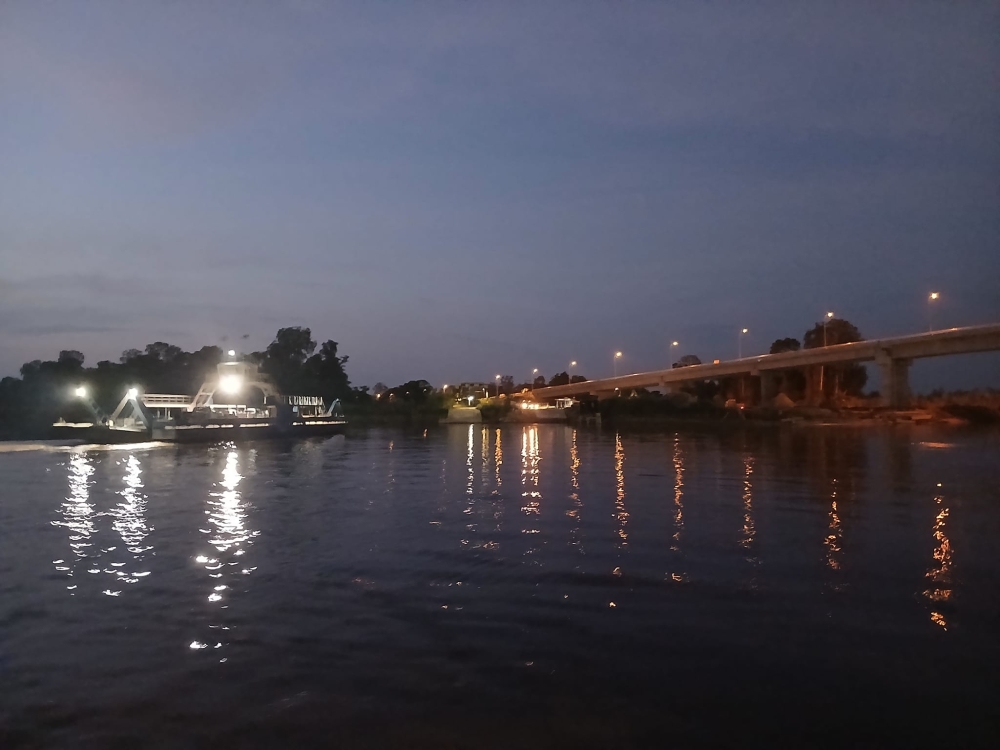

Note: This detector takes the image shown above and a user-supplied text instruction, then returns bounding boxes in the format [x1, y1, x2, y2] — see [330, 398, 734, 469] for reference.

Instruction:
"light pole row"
[498, 293, 943, 392]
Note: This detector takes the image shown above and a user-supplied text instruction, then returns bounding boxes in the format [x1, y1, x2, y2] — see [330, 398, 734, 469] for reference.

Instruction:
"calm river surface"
[1, 425, 998, 748]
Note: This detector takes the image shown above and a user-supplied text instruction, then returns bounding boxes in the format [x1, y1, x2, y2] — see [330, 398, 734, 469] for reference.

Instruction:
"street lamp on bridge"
[495, 374, 501, 397]
[820, 312, 835, 393]
[738, 329, 748, 359]
[670, 341, 679, 366]
[614, 351, 623, 377]
[928, 292, 940, 331]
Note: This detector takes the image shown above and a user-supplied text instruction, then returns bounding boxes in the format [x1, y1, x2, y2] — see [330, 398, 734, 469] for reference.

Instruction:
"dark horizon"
[2, 2, 998, 391]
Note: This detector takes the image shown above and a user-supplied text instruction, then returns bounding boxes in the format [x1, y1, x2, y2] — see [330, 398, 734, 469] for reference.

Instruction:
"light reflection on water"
[51, 453, 96, 593]
[924, 486, 954, 630]
[825, 478, 843, 573]
[613, 432, 628, 547]
[740, 454, 756, 556]
[11, 426, 999, 745]
[669, 434, 686, 582]
[520, 426, 542, 559]
[192, 448, 259, 656]
[568, 429, 583, 553]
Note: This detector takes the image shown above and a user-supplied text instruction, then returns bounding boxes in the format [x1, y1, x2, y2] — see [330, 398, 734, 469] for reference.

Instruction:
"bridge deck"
[523, 324, 1000, 400]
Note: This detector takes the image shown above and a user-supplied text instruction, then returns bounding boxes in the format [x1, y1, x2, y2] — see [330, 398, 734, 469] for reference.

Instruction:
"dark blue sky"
[2, 2, 998, 390]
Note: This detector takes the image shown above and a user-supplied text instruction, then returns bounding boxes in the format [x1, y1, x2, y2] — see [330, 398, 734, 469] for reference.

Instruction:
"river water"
[1, 425, 998, 748]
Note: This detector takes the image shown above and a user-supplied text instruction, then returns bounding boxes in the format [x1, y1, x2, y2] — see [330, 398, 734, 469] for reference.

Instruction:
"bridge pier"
[802, 366, 822, 405]
[759, 372, 779, 405]
[876, 353, 912, 409]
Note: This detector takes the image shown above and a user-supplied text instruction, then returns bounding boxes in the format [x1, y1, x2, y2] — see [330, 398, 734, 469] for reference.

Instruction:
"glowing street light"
[531, 368, 539, 390]
[127, 387, 139, 399]
[227, 349, 236, 358]
[738, 329, 748, 359]
[669, 341, 679, 366]
[74, 386, 87, 399]
[928, 292, 940, 331]
[614, 351, 623, 377]
[495, 374, 501, 397]
[823, 312, 835, 346]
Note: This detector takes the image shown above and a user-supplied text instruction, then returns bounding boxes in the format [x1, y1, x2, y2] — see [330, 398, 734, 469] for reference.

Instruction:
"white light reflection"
[924, 487, 953, 630]
[520, 427, 541, 551]
[204, 451, 253, 555]
[466, 424, 475, 498]
[199, 455, 257, 589]
[191, 449, 258, 658]
[108, 454, 153, 586]
[52, 454, 96, 593]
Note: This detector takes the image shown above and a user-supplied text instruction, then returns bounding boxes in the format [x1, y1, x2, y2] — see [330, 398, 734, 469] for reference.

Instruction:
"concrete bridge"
[521, 324, 1000, 408]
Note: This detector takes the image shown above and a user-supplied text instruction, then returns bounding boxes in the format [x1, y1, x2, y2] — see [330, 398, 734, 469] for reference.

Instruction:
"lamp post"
[820, 311, 834, 394]
[928, 292, 940, 332]
[569, 361, 577, 383]
[532, 368, 539, 390]
[669, 341, 679, 367]
[738, 329, 748, 359]
[614, 351, 623, 377]
[495, 374, 501, 398]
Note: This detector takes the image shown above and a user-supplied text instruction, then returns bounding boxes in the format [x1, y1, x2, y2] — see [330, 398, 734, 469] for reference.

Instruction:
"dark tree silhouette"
[802, 318, 867, 397]
[548, 371, 570, 387]
[769, 338, 801, 354]
[803, 319, 861, 349]
[672, 354, 702, 368]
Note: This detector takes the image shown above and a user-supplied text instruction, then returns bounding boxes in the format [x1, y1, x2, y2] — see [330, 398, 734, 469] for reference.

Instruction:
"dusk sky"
[2, 1, 998, 390]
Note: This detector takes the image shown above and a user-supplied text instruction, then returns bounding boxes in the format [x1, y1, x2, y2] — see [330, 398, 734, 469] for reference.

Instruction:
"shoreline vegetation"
[345, 390, 1000, 430]
[2, 325, 998, 440]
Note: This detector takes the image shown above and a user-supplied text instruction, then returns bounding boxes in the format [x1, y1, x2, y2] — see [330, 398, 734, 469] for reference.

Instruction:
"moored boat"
[53, 356, 347, 444]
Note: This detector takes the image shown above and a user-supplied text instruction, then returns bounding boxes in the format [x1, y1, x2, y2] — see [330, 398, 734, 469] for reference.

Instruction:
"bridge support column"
[760, 372, 779, 405]
[876, 354, 912, 409]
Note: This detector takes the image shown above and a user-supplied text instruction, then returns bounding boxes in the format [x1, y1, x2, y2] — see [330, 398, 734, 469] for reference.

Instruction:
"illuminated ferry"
[53, 355, 346, 444]
[512, 397, 577, 423]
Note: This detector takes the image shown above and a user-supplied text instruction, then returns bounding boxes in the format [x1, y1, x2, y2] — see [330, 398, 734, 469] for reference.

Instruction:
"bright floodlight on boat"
[127, 387, 138, 399]
[219, 374, 243, 394]
[74, 386, 87, 398]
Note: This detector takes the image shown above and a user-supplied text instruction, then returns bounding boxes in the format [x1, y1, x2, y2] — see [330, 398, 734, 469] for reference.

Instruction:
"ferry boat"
[511, 398, 577, 423]
[53, 357, 347, 444]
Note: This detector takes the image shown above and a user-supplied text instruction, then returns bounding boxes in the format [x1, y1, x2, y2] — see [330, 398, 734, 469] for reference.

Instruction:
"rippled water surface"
[1, 426, 999, 748]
